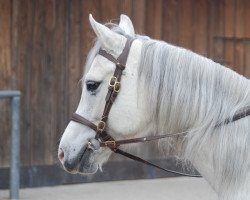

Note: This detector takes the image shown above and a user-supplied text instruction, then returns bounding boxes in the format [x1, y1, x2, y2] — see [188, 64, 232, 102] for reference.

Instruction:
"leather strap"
[72, 107, 250, 143]
[100, 131, 188, 148]
[114, 148, 201, 177]
[217, 106, 250, 127]
[99, 50, 125, 70]
[100, 106, 250, 149]
[72, 37, 135, 144]
[98, 37, 135, 127]
[117, 37, 134, 66]
[72, 113, 97, 131]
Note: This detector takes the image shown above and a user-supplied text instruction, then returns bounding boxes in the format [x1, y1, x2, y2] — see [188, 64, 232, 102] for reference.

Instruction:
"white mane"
[138, 38, 250, 198]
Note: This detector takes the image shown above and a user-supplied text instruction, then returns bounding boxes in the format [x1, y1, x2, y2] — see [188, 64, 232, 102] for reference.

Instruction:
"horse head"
[58, 15, 150, 174]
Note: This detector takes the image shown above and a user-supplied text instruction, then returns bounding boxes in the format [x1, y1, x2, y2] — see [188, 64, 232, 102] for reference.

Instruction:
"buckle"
[113, 82, 120, 92]
[97, 121, 106, 133]
[109, 76, 117, 87]
[104, 140, 118, 149]
[109, 76, 120, 93]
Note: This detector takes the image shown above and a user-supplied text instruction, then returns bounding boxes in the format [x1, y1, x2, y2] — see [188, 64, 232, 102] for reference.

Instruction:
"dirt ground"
[0, 177, 217, 200]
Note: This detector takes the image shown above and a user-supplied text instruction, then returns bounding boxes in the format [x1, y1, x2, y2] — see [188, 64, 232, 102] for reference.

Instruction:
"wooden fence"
[0, 0, 250, 186]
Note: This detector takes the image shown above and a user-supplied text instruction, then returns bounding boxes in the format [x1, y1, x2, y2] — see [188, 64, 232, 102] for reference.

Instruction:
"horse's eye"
[86, 81, 101, 92]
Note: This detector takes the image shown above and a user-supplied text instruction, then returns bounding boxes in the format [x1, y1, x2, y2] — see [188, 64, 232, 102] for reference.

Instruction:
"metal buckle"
[109, 76, 120, 93]
[97, 121, 106, 133]
[113, 82, 120, 92]
[104, 140, 117, 149]
[109, 77, 117, 87]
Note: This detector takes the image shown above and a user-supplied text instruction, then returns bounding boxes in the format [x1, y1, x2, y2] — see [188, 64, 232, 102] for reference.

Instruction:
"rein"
[71, 36, 250, 177]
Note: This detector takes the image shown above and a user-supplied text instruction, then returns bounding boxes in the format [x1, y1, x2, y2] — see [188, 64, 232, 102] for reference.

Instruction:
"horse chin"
[78, 163, 98, 174]
[62, 147, 112, 175]
[78, 148, 113, 174]
[75, 149, 98, 174]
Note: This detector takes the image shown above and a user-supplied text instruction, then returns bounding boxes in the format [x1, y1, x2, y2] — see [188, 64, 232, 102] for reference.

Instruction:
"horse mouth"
[78, 148, 98, 174]
[63, 148, 98, 174]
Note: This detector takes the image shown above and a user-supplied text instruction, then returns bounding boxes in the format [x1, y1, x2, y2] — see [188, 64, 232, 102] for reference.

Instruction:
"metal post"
[0, 90, 21, 200]
[10, 96, 20, 200]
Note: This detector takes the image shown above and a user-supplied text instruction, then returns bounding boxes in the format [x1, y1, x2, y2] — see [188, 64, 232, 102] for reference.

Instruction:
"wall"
[0, 0, 250, 186]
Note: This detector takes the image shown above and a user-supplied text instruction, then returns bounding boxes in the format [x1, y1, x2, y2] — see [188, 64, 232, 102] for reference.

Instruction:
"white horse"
[58, 14, 250, 200]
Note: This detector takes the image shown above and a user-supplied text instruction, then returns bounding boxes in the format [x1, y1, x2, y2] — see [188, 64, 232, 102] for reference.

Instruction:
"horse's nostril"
[58, 148, 64, 163]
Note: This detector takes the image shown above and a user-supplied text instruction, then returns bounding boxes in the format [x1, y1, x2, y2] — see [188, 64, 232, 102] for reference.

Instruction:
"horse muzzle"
[58, 139, 100, 174]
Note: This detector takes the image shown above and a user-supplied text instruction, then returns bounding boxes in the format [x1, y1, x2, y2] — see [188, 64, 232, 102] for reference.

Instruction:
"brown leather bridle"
[71, 36, 250, 177]
[72, 36, 135, 149]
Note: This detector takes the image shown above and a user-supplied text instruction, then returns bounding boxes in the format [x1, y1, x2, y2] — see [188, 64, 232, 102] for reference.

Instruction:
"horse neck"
[138, 41, 250, 198]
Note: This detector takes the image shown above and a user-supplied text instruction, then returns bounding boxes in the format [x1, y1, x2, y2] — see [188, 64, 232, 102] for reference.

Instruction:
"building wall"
[0, 0, 250, 181]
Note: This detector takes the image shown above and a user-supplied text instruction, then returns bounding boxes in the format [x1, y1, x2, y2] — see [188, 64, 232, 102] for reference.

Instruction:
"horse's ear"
[119, 14, 135, 37]
[89, 14, 126, 53]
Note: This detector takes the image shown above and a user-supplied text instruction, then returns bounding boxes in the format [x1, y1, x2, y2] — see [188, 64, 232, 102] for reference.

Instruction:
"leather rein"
[71, 36, 250, 177]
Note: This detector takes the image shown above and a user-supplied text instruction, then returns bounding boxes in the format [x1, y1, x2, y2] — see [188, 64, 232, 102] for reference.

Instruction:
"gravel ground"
[0, 177, 217, 200]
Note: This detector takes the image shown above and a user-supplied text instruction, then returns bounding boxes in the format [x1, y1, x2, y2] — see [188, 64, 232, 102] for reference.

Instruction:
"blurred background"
[0, 0, 250, 190]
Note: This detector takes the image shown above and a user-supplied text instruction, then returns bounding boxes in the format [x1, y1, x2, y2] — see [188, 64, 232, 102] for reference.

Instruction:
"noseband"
[71, 36, 250, 177]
